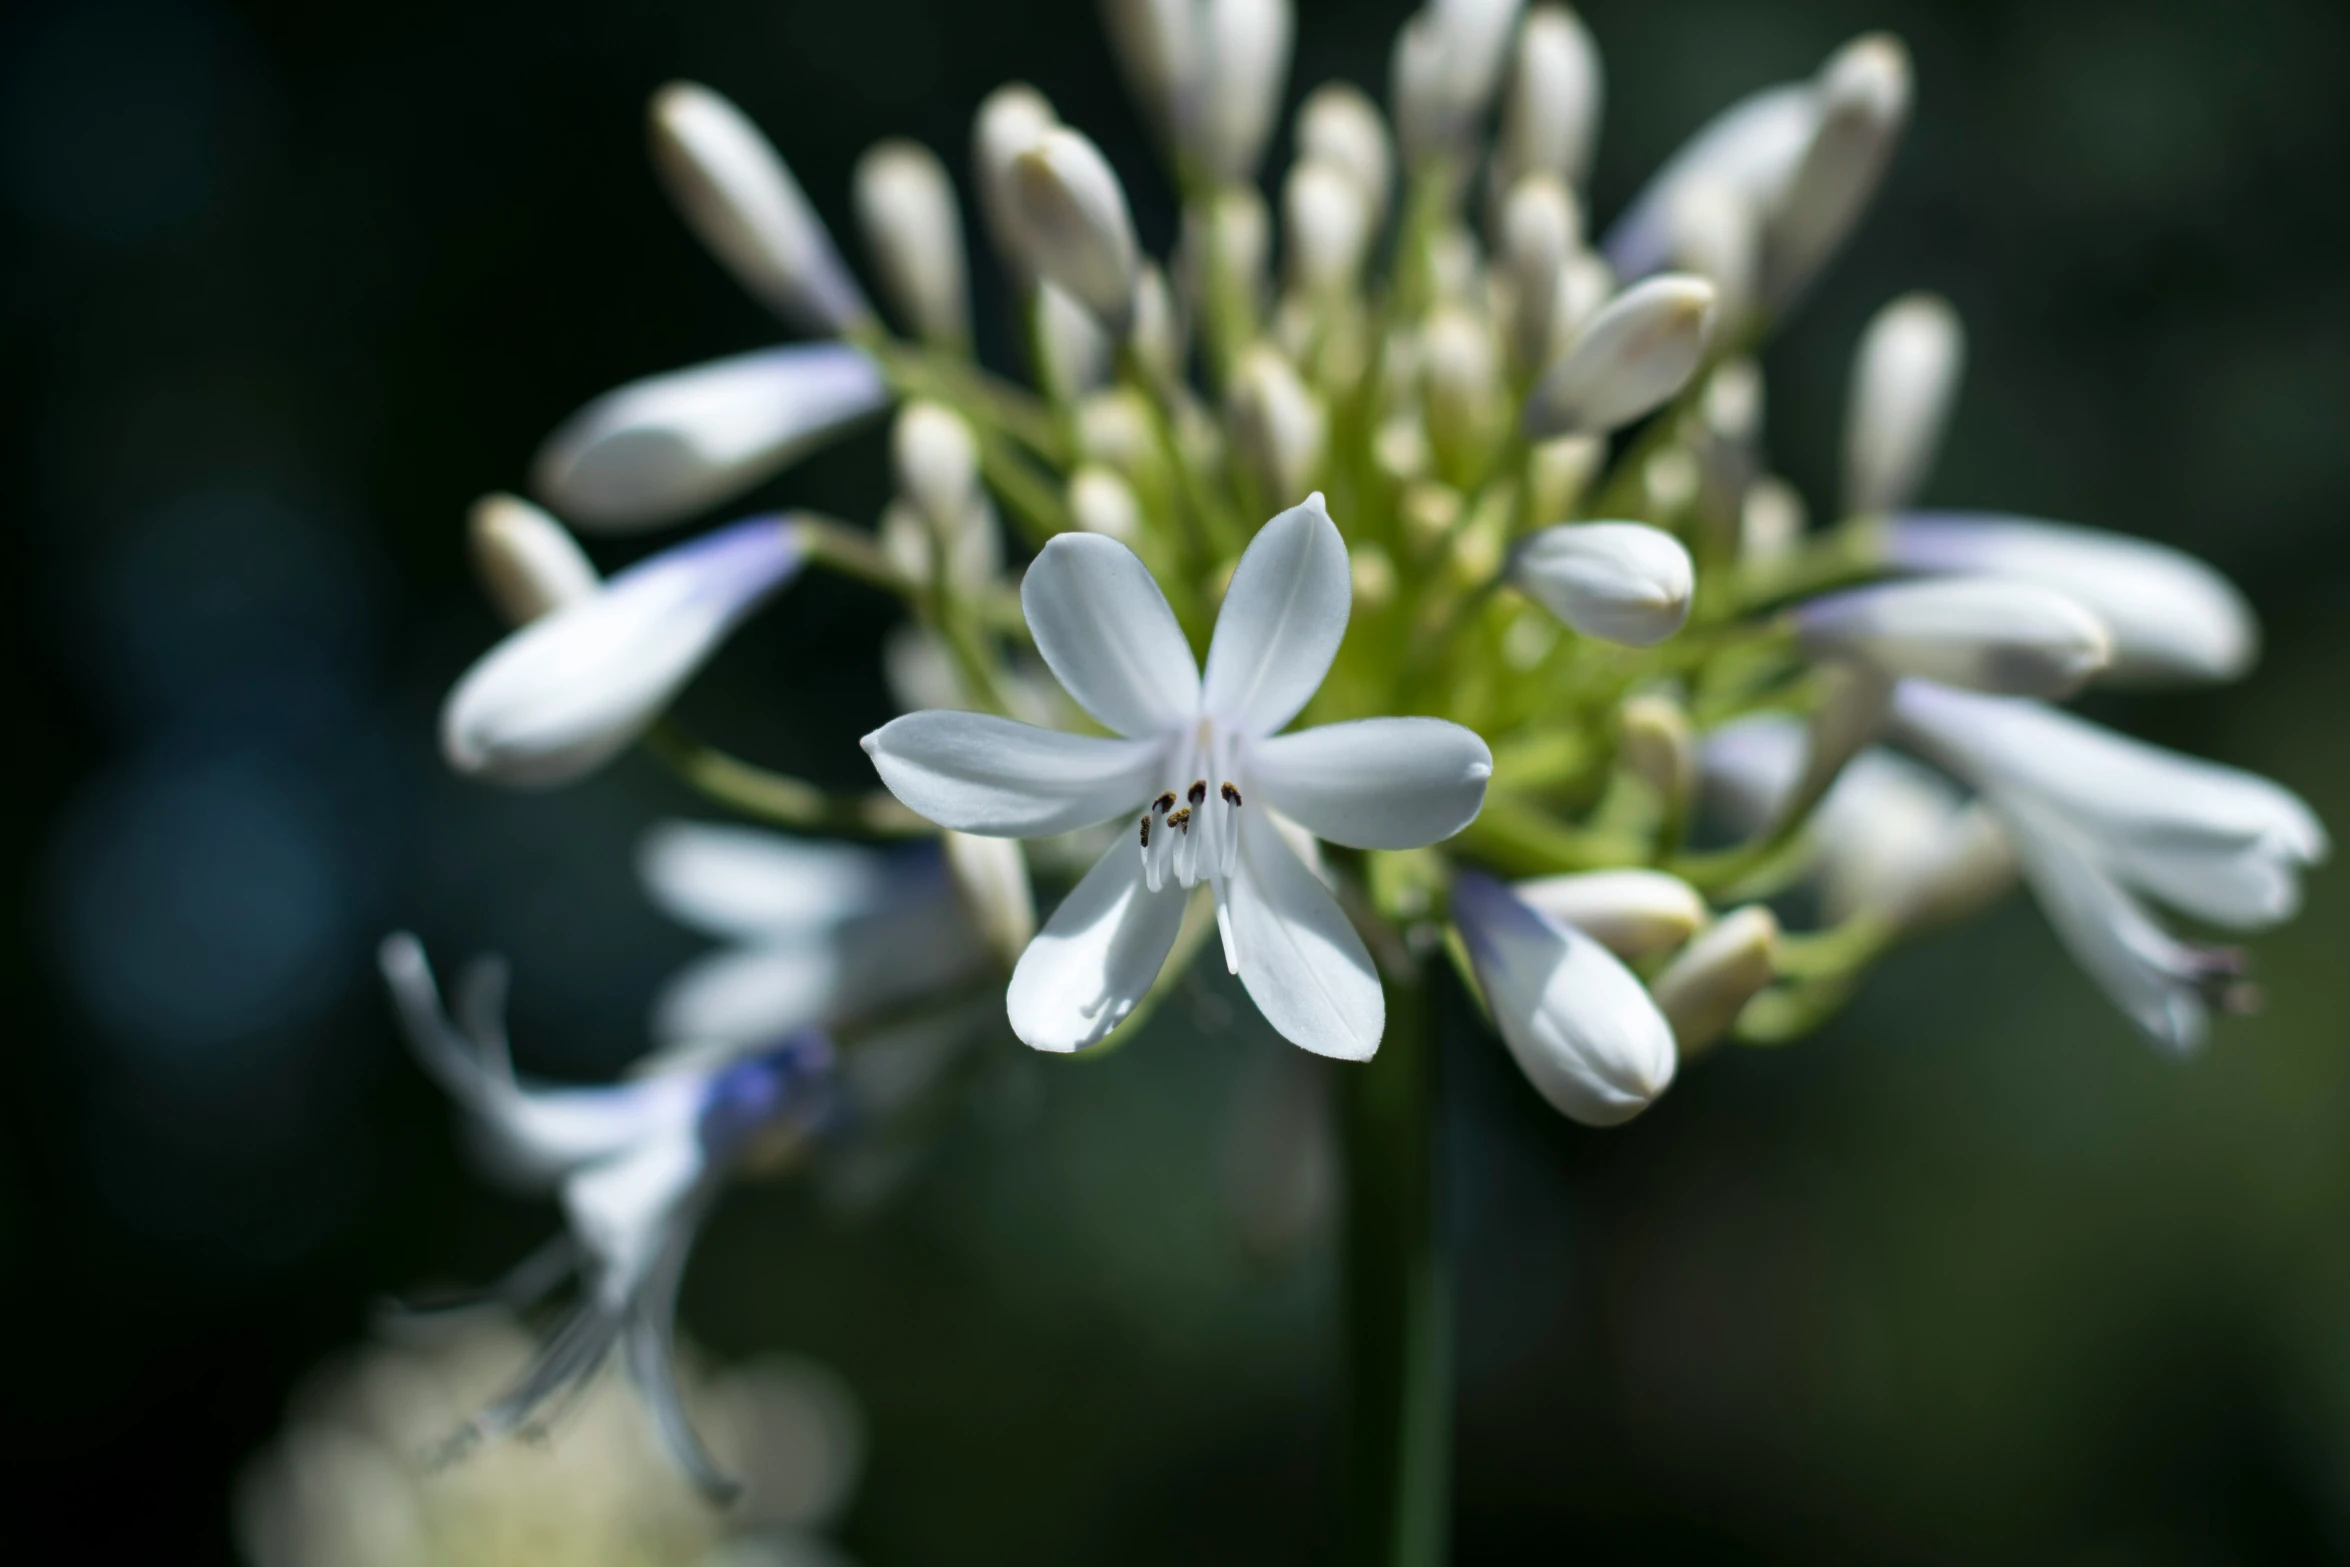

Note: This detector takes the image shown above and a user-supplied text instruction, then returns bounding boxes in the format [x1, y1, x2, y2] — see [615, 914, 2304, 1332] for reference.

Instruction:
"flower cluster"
[407, 0, 2325, 1494]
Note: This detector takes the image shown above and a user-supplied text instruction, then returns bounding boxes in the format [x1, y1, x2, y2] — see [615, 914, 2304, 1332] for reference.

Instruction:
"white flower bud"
[1764, 33, 1912, 308]
[1553, 249, 1614, 342]
[943, 830, 1036, 970]
[1035, 281, 1112, 402]
[1421, 306, 1501, 476]
[1619, 692, 1696, 811]
[1498, 173, 1576, 375]
[972, 83, 1059, 273]
[1844, 292, 1964, 515]
[468, 494, 599, 625]
[853, 139, 972, 348]
[1228, 344, 1327, 504]
[1196, 0, 1296, 181]
[1526, 433, 1604, 522]
[1523, 274, 1718, 437]
[648, 82, 870, 334]
[1101, 0, 1197, 151]
[1740, 474, 1807, 564]
[1284, 159, 1375, 297]
[1512, 868, 1707, 960]
[1666, 176, 1760, 333]
[532, 344, 891, 532]
[1128, 263, 1186, 387]
[1296, 83, 1394, 221]
[1069, 464, 1144, 540]
[1009, 128, 1141, 334]
[1795, 577, 2113, 698]
[1392, 0, 1525, 165]
[881, 495, 1001, 594]
[1513, 521, 1694, 644]
[892, 402, 980, 535]
[442, 519, 806, 787]
[1453, 870, 1677, 1126]
[1496, 4, 1602, 190]
[1181, 184, 1273, 327]
[1651, 904, 1780, 1055]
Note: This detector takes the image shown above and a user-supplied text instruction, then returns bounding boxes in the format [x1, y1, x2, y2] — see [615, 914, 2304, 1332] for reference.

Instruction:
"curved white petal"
[1006, 836, 1188, 1052]
[1602, 83, 1815, 281]
[637, 820, 896, 939]
[1020, 532, 1200, 736]
[563, 1125, 708, 1295]
[1512, 522, 1693, 644]
[862, 711, 1166, 836]
[1452, 871, 1676, 1125]
[532, 345, 890, 532]
[652, 943, 839, 1050]
[1794, 577, 2111, 698]
[441, 521, 803, 787]
[1203, 493, 1352, 736]
[1251, 718, 1492, 849]
[1227, 810, 1384, 1060]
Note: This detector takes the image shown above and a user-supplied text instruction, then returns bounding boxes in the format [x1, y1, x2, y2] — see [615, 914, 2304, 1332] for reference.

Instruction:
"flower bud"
[892, 402, 981, 535]
[532, 343, 891, 531]
[1284, 159, 1376, 297]
[1523, 274, 1718, 437]
[1101, 0, 1198, 152]
[648, 83, 870, 334]
[1421, 306, 1501, 479]
[468, 494, 599, 625]
[1452, 870, 1677, 1126]
[853, 139, 972, 348]
[1195, 0, 1296, 181]
[1069, 464, 1144, 540]
[1228, 344, 1326, 504]
[1844, 292, 1962, 515]
[1036, 281, 1113, 401]
[1764, 33, 1911, 308]
[1181, 184, 1272, 329]
[943, 830, 1037, 970]
[1619, 692, 1696, 812]
[1666, 176, 1760, 333]
[1296, 83, 1394, 221]
[881, 496, 1001, 595]
[1496, 5, 1602, 190]
[1526, 433, 1603, 523]
[1009, 128, 1141, 334]
[441, 518, 805, 787]
[1651, 904, 1779, 1055]
[1392, 0, 1524, 166]
[1128, 263, 1186, 387]
[972, 83, 1058, 273]
[1512, 521, 1694, 644]
[1795, 577, 2113, 698]
[1512, 868, 1706, 960]
[1740, 474, 1807, 564]
[1498, 173, 1576, 376]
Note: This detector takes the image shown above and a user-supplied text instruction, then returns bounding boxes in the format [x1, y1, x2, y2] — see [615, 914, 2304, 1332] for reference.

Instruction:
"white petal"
[441, 520, 804, 787]
[1251, 718, 1492, 849]
[1512, 521, 1694, 644]
[1006, 836, 1188, 1052]
[532, 345, 890, 532]
[1008, 128, 1140, 333]
[1452, 871, 1676, 1125]
[1763, 34, 1911, 308]
[1844, 292, 1963, 515]
[637, 820, 895, 939]
[467, 493, 600, 626]
[1523, 276, 1718, 438]
[1601, 82, 1815, 282]
[652, 942, 838, 1050]
[1227, 810, 1384, 1060]
[1885, 513, 2258, 685]
[564, 1125, 707, 1293]
[649, 82, 869, 333]
[862, 711, 1166, 835]
[853, 138, 971, 347]
[1794, 577, 2112, 698]
[1020, 532, 1200, 736]
[1512, 868, 1708, 960]
[1203, 493, 1352, 736]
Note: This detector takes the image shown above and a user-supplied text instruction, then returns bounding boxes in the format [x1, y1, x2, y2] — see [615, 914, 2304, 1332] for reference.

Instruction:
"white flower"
[467, 493, 599, 625]
[1844, 291, 1963, 514]
[377, 934, 836, 1499]
[1792, 577, 2113, 698]
[1880, 512, 2258, 686]
[1510, 521, 1694, 644]
[531, 343, 891, 531]
[1451, 869, 1676, 1125]
[441, 518, 806, 787]
[1522, 274, 1718, 437]
[853, 138, 973, 348]
[648, 82, 870, 335]
[1889, 679, 2327, 1050]
[1510, 867, 1706, 959]
[863, 495, 1493, 1059]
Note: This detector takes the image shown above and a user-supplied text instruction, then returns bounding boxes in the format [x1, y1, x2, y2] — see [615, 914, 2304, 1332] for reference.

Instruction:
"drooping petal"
[1250, 718, 1493, 849]
[863, 711, 1167, 835]
[652, 942, 837, 1050]
[1452, 871, 1676, 1125]
[1512, 521, 1694, 644]
[1227, 810, 1384, 1060]
[1202, 493, 1352, 736]
[441, 520, 805, 787]
[1006, 835, 1189, 1052]
[1019, 532, 1201, 736]
[533, 345, 891, 532]
[637, 820, 898, 939]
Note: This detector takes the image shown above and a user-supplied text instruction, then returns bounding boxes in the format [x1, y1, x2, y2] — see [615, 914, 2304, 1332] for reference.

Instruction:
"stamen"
[1188, 779, 1208, 806]
[1154, 791, 1178, 815]
[1138, 814, 1152, 848]
[1221, 782, 1243, 807]
[1168, 806, 1193, 834]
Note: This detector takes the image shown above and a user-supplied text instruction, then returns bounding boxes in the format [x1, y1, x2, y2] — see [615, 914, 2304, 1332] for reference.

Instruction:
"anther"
[1138, 814, 1152, 848]
[1188, 779, 1208, 806]
[1154, 791, 1177, 815]
[1220, 782, 1243, 807]
[1168, 807, 1193, 834]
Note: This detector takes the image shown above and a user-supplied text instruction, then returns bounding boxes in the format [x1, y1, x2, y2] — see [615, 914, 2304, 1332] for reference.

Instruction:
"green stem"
[643, 722, 929, 837]
[1341, 967, 1449, 1567]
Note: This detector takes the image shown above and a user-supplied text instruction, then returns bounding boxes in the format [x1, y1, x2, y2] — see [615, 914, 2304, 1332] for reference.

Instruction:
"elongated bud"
[1101, 0, 1196, 151]
[1795, 577, 2112, 698]
[1392, 0, 1525, 166]
[1181, 183, 1272, 327]
[1010, 128, 1140, 334]
[1523, 275, 1718, 437]
[648, 83, 870, 334]
[1666, 176, 1760, 334]
[1496, 5, 1602, 190]
[1453, 870, 1677, 1126]
[1619, 692, 1696, 812]
[1513, 868, 1707, 959]
[1892, 801, 2016, 930]
[469, 494, 599, 625]
[1512, 521, 1694, 644]
[1421, 306, 1501, 478]
[944, 830, 1036, 970]
[893, 402, 980, 535]
[1296, 84, 1394, 221]
[972, 83, 1059, 273]
[1196, 0, 1296, 181]
[441, 518, 805, 786]
[1526, 432, 1603, 522]
[1069, 464, 1144, 540]
[853, 139, 972, 348]
[1880, 514, 2256, 686]
[1228, 344, 1326, 504]
[1651, 904, 1779, 1055]
[1285, 160, 1375, 296]
[1765, 33, 1911, 308]
[1035, 281, 1112, 401]
[533, 343, 890, 531]
[1128, 263, 1185, 388]
[1844, 292, 1962, 515]
[1499, 174, 1576, 376]
[1741, 474, 1807, 564]
[881, 494, 1002, 594]
[1598, 82, 1814, 284]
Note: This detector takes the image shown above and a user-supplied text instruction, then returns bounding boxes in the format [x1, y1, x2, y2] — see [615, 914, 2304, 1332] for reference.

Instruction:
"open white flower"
[863, 495, 1493, 1059]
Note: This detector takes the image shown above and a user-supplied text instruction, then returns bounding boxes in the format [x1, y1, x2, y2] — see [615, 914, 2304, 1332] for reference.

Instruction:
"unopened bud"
[1651, 904, 1780, 1055]
[1182, 183, 1272, 328]
[1524, 274, 1718, 437]
[1740, 474, 1807, 564]
[1526, 433, 1603, 523]
[1512, 521, 1694, 644]
[943, 830, 1036, 970]
[1069, 464, 1143, 540]
[1128, 263, 1186, 387]
[1499, 174, 1577, 376]
[853, 139, 971, 347]
[1422, 306, 1501, 479]
[1285, 159, 1376, 297]
[1795, 577, 2112, 698]
[1513, 867, 1706, 960]
[971, 83, 1059, 274]
[1296, 83, 1394, 221]
[1845, 291, 1963, 515]
[892, 402, 980, 534]
[1765, 33, 1912, 308]
[1229, 345, 1327, 504]
[1667, 177, 1760, 335]
[1036, 281, 1112, 401]
[1196, 0, 1296, 181]
[1619, 692, 1696, 812]
[1497, 4, 1602, 190]
[1010, 128, 1141, 334]
[1391, 0, 1523, 166]
[469, 494, 599, 625]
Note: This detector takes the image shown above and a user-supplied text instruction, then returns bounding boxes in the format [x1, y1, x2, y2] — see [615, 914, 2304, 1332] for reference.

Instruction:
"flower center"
[1137, 724, 1244, 892]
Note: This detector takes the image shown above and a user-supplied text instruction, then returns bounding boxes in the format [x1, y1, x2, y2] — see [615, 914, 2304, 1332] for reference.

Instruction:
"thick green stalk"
[1341, 967, 1450, 1567]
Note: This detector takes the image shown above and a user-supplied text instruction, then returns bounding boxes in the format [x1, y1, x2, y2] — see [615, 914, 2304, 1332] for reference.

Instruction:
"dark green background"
[5, 0, 2348, 1559]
